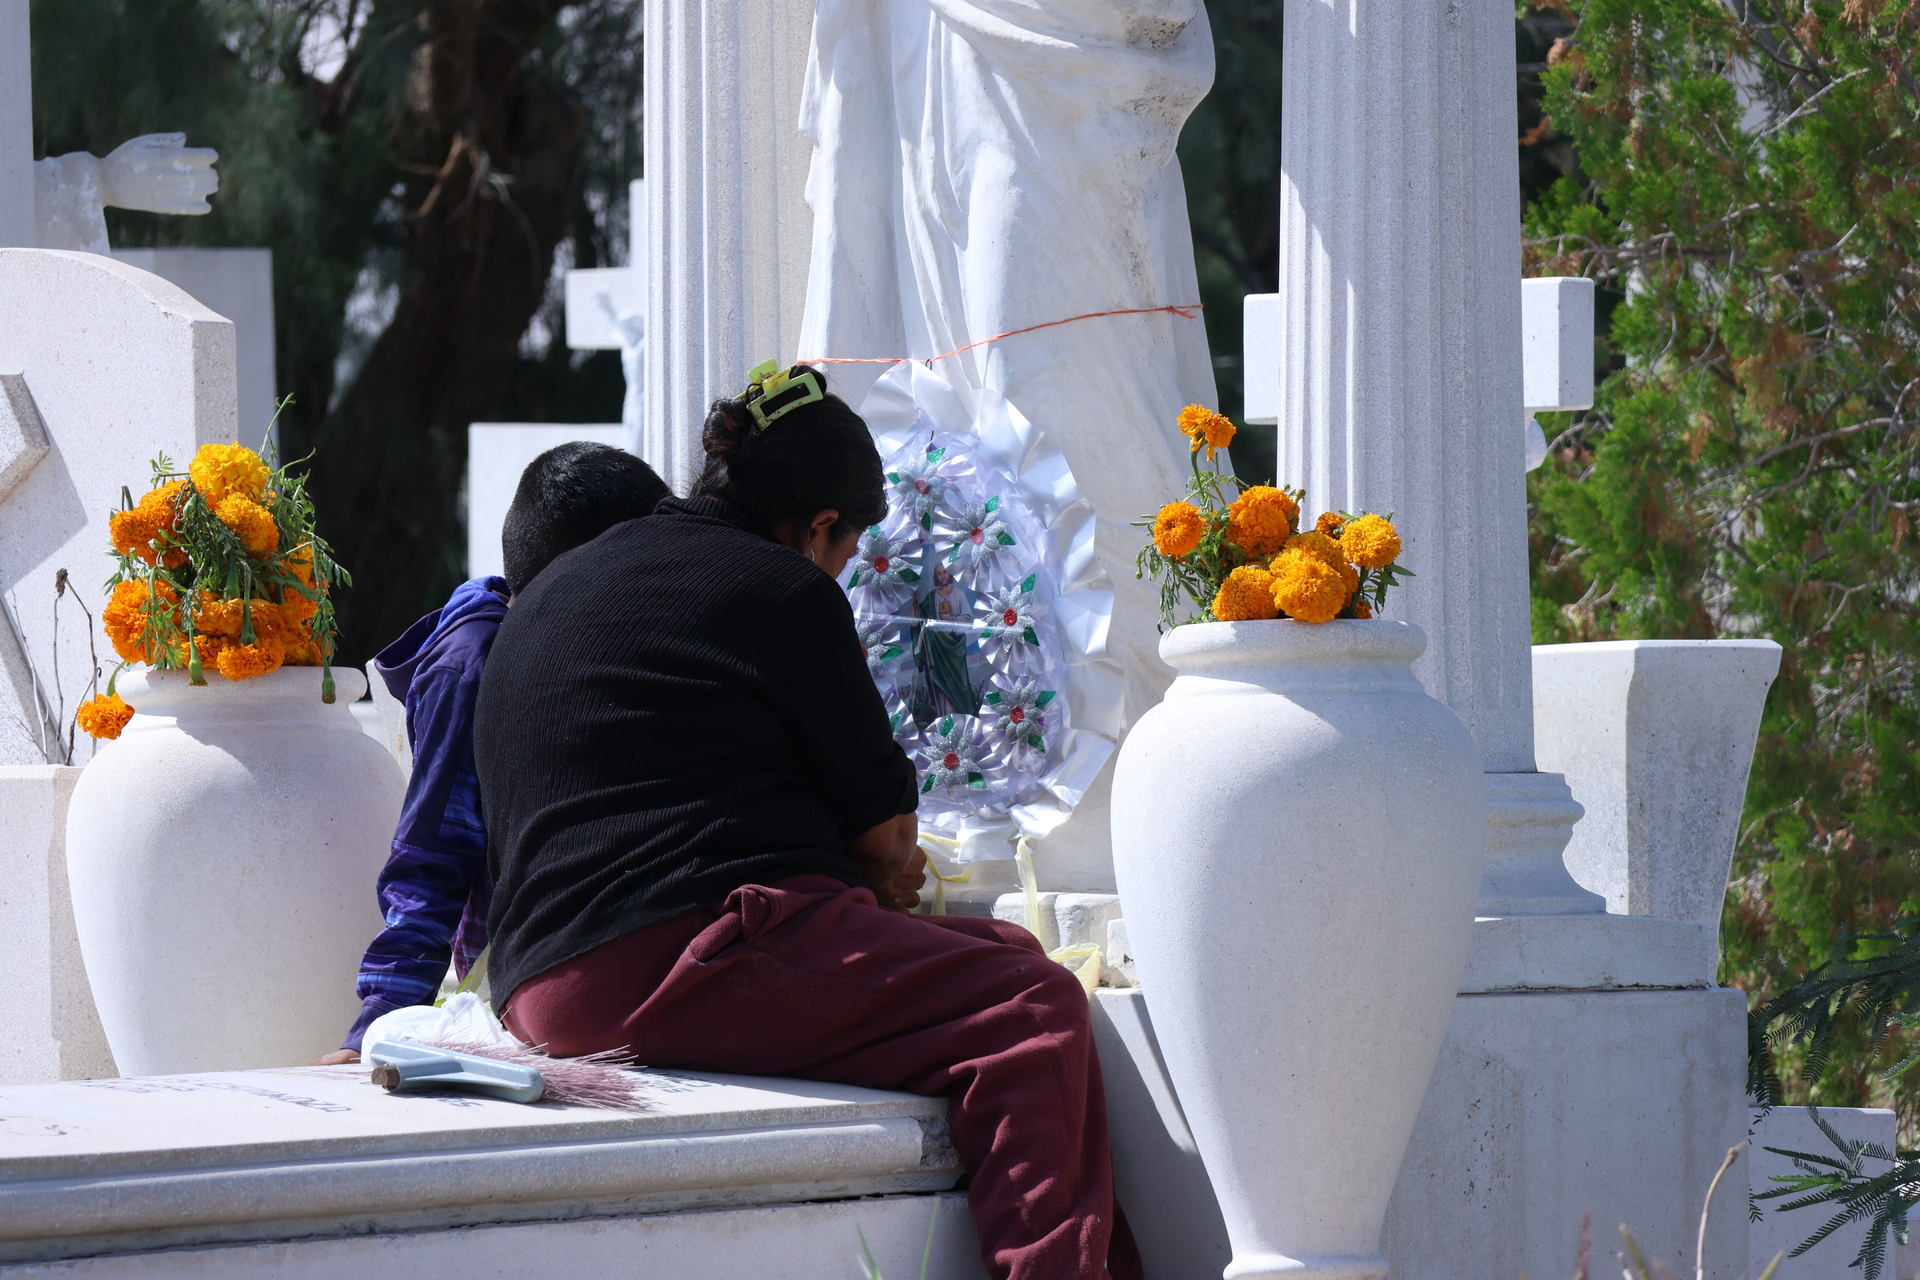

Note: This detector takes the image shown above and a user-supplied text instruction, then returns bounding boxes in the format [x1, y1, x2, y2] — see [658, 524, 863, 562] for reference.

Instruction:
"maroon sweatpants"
[502, 875, 1138, 1280]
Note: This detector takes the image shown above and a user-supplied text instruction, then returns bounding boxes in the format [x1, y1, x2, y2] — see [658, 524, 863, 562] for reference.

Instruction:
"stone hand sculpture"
[35, 133, 219, 254]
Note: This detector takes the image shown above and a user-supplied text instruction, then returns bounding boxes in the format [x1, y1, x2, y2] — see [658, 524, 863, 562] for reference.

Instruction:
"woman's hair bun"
[700, 398, 754, 462]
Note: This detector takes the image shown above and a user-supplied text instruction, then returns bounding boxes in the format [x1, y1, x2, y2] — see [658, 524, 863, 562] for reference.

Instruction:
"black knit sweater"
[473, 496, 919, 1006]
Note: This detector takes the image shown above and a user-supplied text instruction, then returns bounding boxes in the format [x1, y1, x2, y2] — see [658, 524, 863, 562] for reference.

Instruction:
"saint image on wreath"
[910, 556, 985, 725]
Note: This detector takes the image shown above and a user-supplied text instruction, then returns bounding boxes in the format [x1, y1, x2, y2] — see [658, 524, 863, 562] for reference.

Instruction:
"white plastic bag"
[362, 991, 518, 1054]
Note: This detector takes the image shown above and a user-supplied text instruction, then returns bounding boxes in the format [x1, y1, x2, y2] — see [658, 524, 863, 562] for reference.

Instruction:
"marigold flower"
[1315, 511, 1346, 536]
[189, 442, 270, 510]
[196, 594, 287, 643]
[1281, 530, 1348, 573]
[281, 638, 325, 667]
[215, 639, 285, 681]
[1354, 601, 1373, 619]
[1176, 404, 1236, 461]
[1151, 502, 1206, 559]
[1212, 564, 1278, 622]
[1269, 551, 1352, 624]
[1339, 513, 1402, 569]
[278, 589, 319, 628]
[103, 579, 181, 664]
[1224, 487, 1298, 558]
[109, 481, 188, 567]
[216, 494, 279, 556]
[76, 693, 134, 740]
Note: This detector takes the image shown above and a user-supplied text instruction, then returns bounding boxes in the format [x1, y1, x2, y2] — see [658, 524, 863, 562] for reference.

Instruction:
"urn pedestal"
[66, 667, 403, 1077]
[1111, 621, 1485, 1280]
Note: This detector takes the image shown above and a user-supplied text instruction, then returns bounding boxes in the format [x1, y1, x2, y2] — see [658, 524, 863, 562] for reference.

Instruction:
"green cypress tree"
[1524, 0, 1920, 1121]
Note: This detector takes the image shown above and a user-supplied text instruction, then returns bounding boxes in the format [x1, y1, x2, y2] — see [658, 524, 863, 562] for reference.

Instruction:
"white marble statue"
[35, 132, 218, 253]
[797, 0, 1217, 888]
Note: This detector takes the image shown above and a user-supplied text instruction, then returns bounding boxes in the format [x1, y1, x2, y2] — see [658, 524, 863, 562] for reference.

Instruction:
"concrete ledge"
[0, 1067, 961, 1263]
[1460, 912, 1715, 993]
[0, 1193, 988, 1280]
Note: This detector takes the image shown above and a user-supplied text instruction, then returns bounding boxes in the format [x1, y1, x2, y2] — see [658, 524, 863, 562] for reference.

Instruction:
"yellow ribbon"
[916, 835, 974, 915]
[1016, 836, 1103, 998]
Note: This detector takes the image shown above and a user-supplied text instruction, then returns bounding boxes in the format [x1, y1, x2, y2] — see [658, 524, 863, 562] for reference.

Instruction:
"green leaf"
[983, 692, 1003, 705]
[1027, 733, 1046, 751]
[984, 494, 999, 513]
[1035, 690, 1056, 707]
[997, 531, 1016, 546]
[848, 570, 862, 587]
[966, 772, 986, 789]
[1022, 626, 1039, 645]
[1021, 574, 1036, 593]
[926, 447, 945, 463]
[899, 568, 920, 583]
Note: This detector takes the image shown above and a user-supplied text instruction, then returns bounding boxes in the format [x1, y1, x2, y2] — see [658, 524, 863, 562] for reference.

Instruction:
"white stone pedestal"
[1094, 986, 1751, 1280]
[0, 1065, 982, 1278]
[0, 766, 114, 1085]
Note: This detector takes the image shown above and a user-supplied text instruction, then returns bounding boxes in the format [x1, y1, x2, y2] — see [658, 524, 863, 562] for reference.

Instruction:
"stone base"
[0, 1194, 985, 1280]
[1460, 912, 1715, 993]
[0, 1066, 966, 1267]
[1093, 986, 1750, 1280]
[0, 766, 114, 1085]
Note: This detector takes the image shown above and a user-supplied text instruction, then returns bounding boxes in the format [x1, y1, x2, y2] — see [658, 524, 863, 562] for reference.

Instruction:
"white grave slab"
[0, 1065, 963, 1265]
[109, 249, 276, 455]
[466, 423, 626, 580]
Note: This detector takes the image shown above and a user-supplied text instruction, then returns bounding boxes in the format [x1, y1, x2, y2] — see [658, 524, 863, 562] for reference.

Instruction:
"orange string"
[800, 303, 1204, 367]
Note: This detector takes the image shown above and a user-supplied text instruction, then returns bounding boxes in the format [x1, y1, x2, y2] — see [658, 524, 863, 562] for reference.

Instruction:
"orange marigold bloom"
[1211, 564, 1278, 622]
[110, 481, 188, 567]
[216, 494, 279, 556]
[1281, 530, 1348, 574]
[1354, 601, 1373, 619]
[281, 638, 325, 667]
[279, 589, 319, 628]
[1224, 487, 1298, 558]
[196, 594, 289, 644]
[189, 442, 270, 510]
[1176, 404, 1236, 461]
[76, 693, 134, 740]
[1339, 513, 1402, 569]
[1269, 551, 1352, 624]
[1151, 502, 1206, 559]
[215, 639, 285, 682]
[103, 579, 181, 664]
[1314, 511, 1346, 536]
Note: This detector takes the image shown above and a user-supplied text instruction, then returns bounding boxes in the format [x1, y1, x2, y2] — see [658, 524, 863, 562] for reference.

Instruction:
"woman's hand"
[312, 1049, 361, 1066]
[850, 812, 927, 911]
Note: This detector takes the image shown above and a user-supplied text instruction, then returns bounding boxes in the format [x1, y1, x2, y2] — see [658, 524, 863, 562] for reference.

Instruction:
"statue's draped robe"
[799, 0, 1216, 886]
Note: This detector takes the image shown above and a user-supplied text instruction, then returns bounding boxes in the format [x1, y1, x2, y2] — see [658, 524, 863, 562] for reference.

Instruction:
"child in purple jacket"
[322, 442, 669, 1063]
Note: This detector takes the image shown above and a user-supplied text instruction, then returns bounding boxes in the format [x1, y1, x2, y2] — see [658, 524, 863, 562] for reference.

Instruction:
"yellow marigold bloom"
[1212, 564, 1278, 622]
[1176, 404, 1236, 460]
[189, 442, 270, 510]
[279, 589, 319, 628]
[1151, 501, 1206, 559]
[215, 639, 285, 682]
[1224, 486, 1297, 557]
[1339, 513, 1402, 569]
[216, 494, 279, 556]
[77, 693, 135, 740]
[195, 594, 288, 644]
[1280, 530, 1347, 573]
[1354, 601, 1373, 619]
[1269, 551, 1352, 624]
[282, 638, 324, 667]
[1315, 511, 1346, 536]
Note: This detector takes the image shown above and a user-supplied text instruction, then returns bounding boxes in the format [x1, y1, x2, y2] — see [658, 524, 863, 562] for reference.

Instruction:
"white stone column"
[1274, 0, 1600, 917]
[643, 0, 814, 495]
[0, 0, 32, 249]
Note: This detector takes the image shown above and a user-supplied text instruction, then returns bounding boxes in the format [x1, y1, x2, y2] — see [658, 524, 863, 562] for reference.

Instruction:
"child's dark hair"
[695, 364, 887, 543]
[501, 442, 671, 595]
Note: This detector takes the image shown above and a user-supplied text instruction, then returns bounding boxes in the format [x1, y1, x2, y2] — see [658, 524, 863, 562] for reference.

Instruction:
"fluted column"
[1275, 0, 1600, 915]
[643, 0, 814, 494]
[0, 0, 32, 249]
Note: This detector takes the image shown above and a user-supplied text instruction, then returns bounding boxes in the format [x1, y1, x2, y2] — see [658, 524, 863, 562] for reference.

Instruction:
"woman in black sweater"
[472, 365, 1136, 1280]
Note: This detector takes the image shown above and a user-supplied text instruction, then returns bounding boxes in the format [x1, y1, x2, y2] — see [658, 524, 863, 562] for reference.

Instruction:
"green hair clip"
[740, 359, 825, 431]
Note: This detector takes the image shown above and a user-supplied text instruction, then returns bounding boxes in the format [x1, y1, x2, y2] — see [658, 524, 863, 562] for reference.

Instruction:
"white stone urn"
[67, 666, 403, 1077]
[1110, 620, 1485, 1280]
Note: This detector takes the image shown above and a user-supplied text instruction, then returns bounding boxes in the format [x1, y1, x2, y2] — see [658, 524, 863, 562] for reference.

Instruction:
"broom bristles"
[421, 1039, 654, 1112]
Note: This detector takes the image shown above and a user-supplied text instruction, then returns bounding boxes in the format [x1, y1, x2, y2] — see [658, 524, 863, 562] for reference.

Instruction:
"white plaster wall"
[465, 423, 625, 580]
[0, 1193, 987, 1280]
[0, 765, 114, 1084]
